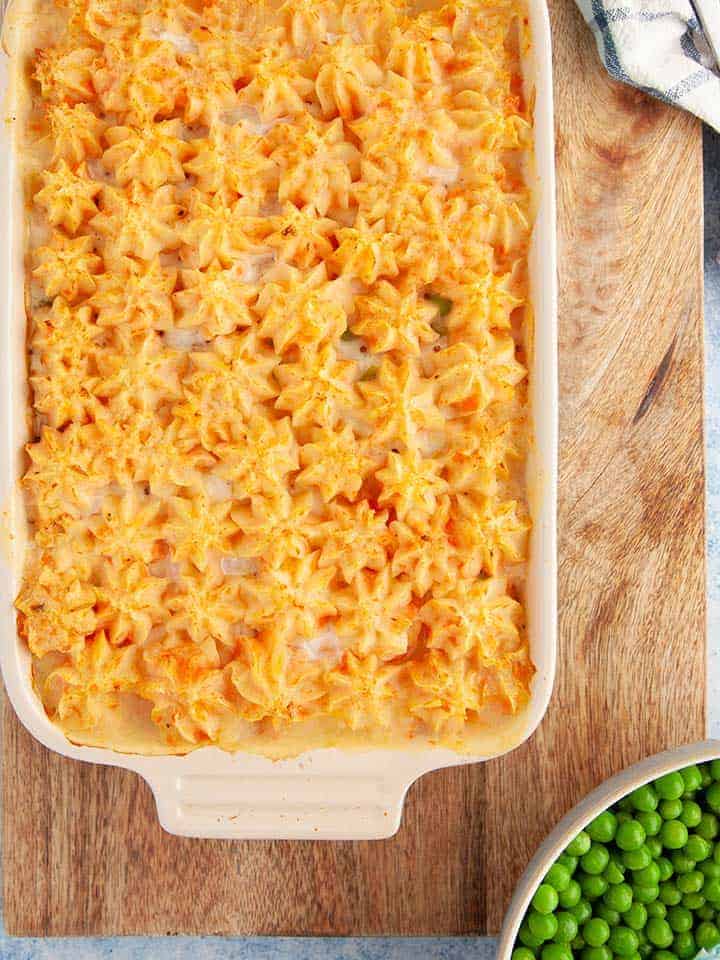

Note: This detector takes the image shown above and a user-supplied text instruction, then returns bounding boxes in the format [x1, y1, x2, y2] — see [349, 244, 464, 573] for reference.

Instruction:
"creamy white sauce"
[221, 557, 259, 576]
[163, 328, 207, 350]
[204, 474, 232, 502]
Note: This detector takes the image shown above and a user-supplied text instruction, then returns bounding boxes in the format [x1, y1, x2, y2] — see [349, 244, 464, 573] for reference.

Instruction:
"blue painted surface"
[0, 129, 717, 960]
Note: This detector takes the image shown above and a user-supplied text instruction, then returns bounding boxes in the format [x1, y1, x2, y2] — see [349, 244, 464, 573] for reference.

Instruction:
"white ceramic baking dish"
[0, 0, 557, 839]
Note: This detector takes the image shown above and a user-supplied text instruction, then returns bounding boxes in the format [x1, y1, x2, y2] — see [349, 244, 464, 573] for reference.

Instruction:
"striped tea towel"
[574, 0, 720, 132]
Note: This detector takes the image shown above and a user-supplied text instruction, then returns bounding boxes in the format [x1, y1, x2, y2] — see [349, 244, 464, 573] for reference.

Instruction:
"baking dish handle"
[142, 769, 413, 840]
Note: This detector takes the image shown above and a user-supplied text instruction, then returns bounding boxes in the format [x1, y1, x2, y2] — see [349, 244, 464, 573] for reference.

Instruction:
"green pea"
[684, 834, 711, 861]
[566, 831, 592, 857]
[707, 783, 720, 813]
[588, 812, 617, 844]
[622, 847, 652, 871]
[528, 910, 558, 941]
[701, 860, 720, 879]
[519, 921, 544, 949]
[704, 876, 720, 902]
[698, 904, 717, 920]
[655, 772, 685, 801]
[680, 764, 703, 794]
[633, 862, 660, 886]
[659, 799, 683, 821]
[604, 883, 633, 913]
[616, 821, 646, 852]
[636, 810, 662, 838]
[583, 917, 610, 946]
[541, 945, 572, 960]
[532, 884, 559, 915]
[581, 845, 611, 876]
[699, 812, 720, 841]
[622, 902, 647, 930]
[660, 820, 689, 850]
[553, 911, 578, 943]
[632, 883, 659, 904]
[607, 925, 639, 956]
[580, 874, 608, 900]
[646, 900, 667, 919]
[425, 292, 453, 317]
[630, 785, 658, 812]
[672, 930, 696, 958]
[571, 899, 593, 924]
[594, 904, 620, 927]
[667, 905, 692, 932]
[572, 936, 586, 951]
[545, 863, 571, 892]
[646, 917, 674, 948]
[556, 854, 578, 874]
[676, 869, 703, 894]
[696, 920, 720, 949]
[616, 811, 633, 825]
[670, 853, 696, 875]
[659, 881, 682, 906]
[701, 764, 714, 788]
[558, 879, 582, 908]
[656, 857, 674, 881]
[681, 891, 705, 909]
[512, 949, 537, 960]
[637, 945, 653, 960]
[581, 948, 612, 960]
[644, 837, 663, 859]
[603, 860, 625, 885]
[679, 800, 702, 829]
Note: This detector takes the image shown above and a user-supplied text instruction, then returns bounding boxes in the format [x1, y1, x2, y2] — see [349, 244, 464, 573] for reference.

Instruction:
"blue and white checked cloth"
[575, 0, 720, 132]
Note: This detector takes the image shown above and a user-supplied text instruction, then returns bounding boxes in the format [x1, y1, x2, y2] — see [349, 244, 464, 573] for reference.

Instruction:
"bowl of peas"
[498, 741, 720, 960]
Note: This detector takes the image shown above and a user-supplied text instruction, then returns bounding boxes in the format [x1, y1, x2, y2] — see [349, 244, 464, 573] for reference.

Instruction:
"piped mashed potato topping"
[16, 0, 535, 755]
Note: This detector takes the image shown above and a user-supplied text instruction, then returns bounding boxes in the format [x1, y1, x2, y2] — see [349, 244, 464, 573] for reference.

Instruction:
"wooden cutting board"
[2, 0, 705, 936]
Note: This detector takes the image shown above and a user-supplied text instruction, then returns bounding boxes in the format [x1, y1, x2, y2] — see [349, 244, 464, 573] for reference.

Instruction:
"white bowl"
[497, 740, 720, 958]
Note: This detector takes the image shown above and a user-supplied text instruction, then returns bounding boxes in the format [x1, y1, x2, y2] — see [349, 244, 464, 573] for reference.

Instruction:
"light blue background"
[1, 128, 718, 960]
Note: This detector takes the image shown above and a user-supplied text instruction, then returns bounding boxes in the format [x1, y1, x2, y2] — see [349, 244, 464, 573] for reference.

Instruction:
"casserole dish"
[0, 0, 557, 839]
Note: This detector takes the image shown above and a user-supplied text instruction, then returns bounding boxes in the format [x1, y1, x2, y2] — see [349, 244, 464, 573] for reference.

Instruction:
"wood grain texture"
[2, 0, 705, 936]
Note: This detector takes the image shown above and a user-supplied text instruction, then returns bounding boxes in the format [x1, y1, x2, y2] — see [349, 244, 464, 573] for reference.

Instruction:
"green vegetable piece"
[604, 883, 633, 913]
[603, 860, 625, 885]
[633, 861, 660, 886]
[616, 821, 647, 852]
[646, 917, 674, 948]
[705, 876, 720, 902]
[540, 946, 571, 960]
[679, 764, 703, 794]
[566, 831, 592, 857]
[607, 925, 640, 956]
[558, 879, 582, 908]
[581, 845, 611, 876]
[646, 900, 667, 919]
[660, 820, 689, 850]
[583, 917, 611, 947]
[622, 902, 647, 930]
[425, 292, 453, 317]
[707, 783, 720, 813]
[670, 853, 696, 875]
[622, 847, 652, 871]
[684, 834, 711, 861]
[659, 881, 682, 906]
[698, 903, 717, 920]
[553, 911, 578, 943]
[696, 920, 720, 949]
[630, 785, 658, 812]
[340, 328, 357, 340]
[556, 853, 578, 874]
[679, 800, 702, 829]
[681, 890, 705, 909]
[581, 948, 612, 960]
[672, 930, 696, 958]
[358, 365, 378, 381]
[519, 920, 545, 949]
[636, 811, 662, 838]
[631, 883, 660, 904]
[512, 949, 536, 960]
[656, 857, 674, 881]
[701, 764, 714, 788]
[699, 812, 720, 841]
[652, 952, 678, 960]
[587, 812, 617, 844]
[580, 874, 608, 900]
[594, 904, 620, 927]
[570, 899, 593, 924]
[666, 905, 692, 933]
[701, 860, 720, 879]
[659, 799, 683, 821]
[532, 884, 559, 915]
[711, 759, 720, 780]
[528, 910, 558, 942]
[545, 863, 571, 893]
[655, 772, 685, 801]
